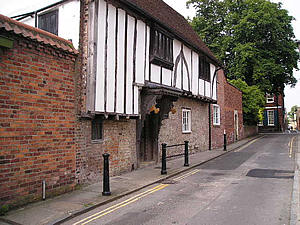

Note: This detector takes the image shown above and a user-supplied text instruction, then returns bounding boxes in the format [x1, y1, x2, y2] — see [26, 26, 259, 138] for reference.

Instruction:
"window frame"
[91, 117, 103, 141]
[38, 9, 59, 35]
[182, 108, 192, 133]
[267, 110, 275, 126]
[150, 27, 174, 70]
[213, 104, 220, 126]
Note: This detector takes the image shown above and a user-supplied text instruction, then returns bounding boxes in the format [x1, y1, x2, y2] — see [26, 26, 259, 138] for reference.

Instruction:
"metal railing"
[161, 141, 189, 175]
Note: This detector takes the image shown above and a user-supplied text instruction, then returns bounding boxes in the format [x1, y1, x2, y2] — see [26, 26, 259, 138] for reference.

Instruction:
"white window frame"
[266, 94, 274, 103]
[182, 109, 191, 133]
[267, 110, 275, 126]
[213, 104, 220, 126]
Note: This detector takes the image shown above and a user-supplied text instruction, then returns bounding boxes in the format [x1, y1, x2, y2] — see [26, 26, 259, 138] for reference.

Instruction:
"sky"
[0, 0, 299, 112]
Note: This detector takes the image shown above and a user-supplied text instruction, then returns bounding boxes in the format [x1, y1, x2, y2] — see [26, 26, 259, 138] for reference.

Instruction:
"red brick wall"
[0, 34, 77, 207]
[76, 119, 137, 183]
[211, 70, 244, 149]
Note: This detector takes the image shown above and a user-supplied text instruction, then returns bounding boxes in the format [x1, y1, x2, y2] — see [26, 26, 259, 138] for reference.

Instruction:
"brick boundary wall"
[0, 33, 77, 208]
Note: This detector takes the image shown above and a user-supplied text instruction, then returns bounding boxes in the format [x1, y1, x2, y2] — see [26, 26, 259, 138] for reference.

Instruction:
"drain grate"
[161, 179, 178, 184]
[246, 169, 293, 179]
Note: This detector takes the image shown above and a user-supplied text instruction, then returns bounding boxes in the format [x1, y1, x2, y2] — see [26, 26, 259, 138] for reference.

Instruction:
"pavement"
[290, 134, 300, 225]
[0, 135, 263, 225]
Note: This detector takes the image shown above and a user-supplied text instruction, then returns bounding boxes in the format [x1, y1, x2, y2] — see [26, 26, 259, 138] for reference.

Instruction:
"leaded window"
[150, 28, 174, 69]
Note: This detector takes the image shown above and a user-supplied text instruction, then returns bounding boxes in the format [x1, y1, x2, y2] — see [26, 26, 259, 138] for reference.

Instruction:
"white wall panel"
[173, 39, 181, 88]
[106, 5, 116, 112]
[126, 15, 135, 114]
[192, 52, 198, 95]
[199, 79, 204, 96]
[162, 68, 172, 86]
[135, 20, 146, 84]
[95, 0, 107, 112]
[58, 1, 80, 49]
[205, 81, 211, 97]
[210, 64, 217, 100]
[182, 45, 191, 91]
[145, 26, 150, 81]
[133, 86, 139, 115]
[116, 9, 126, 114]
[150, 64, 161, 83]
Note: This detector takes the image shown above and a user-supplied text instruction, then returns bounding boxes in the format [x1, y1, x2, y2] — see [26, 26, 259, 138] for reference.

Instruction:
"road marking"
[289, 136, 296, 158]
[173, 169, 200, 181]
[73, 184, 169, 225]
[234, 136, 264, 152]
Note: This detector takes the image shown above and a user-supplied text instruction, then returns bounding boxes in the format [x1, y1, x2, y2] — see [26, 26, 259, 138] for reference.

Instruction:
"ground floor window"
[182, 108, 191, 133]
[213, 104, 220, 125]
[267, 110, 275, 126]
[92, 117, 103, 141]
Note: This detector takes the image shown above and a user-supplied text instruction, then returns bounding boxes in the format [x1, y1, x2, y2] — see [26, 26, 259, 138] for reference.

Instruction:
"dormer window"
[150, 28, 174, 70]
[199, 56, 210, 81]
[266, 94, 274, 103]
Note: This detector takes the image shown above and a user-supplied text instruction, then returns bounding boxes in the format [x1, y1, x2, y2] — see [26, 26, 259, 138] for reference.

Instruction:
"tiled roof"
[123, 0, 220, 65]
[0, 14, 78, 54]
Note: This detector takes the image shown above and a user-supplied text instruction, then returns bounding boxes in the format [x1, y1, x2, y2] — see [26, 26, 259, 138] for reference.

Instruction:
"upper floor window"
[182, 108, 191, 133]
[266, 94, 274, 103]
[199, 56, 211, 81]
[213, 104, 220, 125]
[38, 10, 58, 35]
[150, 28, 174, 70]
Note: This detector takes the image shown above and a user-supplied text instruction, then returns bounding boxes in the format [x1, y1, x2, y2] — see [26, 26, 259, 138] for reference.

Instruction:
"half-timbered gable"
[86, 0, 220, 116]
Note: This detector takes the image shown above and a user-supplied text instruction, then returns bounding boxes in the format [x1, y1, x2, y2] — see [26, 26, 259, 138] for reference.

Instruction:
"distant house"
[258, 93, 285, 132]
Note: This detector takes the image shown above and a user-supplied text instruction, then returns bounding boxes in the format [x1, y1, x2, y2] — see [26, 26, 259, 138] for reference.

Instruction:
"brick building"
[0, 15, 78, 206]
[211, 70, 244, 149]
[258, 93, 285, 132]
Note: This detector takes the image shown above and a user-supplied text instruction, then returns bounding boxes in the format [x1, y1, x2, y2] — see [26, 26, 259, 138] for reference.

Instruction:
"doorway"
[140, 112, 159, 163]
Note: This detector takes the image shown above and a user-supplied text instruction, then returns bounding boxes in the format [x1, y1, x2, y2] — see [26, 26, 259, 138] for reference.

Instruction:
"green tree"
[229, 79, 265, 125]
[187, 0, 299, 94]
[288, 105, 298, 120]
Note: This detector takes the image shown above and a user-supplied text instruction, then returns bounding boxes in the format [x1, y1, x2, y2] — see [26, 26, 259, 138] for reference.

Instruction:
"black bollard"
[161, 143, 167, 175]
[223, 130, 227, 151]
[102, 153, 111, 196]
[184, 141, 189, 167]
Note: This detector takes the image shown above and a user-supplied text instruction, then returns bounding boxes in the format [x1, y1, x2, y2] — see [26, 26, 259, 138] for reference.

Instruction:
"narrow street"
[65, 134, 297, 225]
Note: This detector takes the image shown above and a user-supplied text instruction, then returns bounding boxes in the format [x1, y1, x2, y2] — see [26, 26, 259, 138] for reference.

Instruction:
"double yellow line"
[73, 169, 201, 224]
[73, 184, 169, 225]
[173, 169, 200, 181]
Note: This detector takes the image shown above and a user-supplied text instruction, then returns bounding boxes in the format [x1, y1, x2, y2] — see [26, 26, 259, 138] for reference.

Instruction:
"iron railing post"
[102, 153, 111, 196]
[161, 143, 167, 175]
[184, 141, 189, 166]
